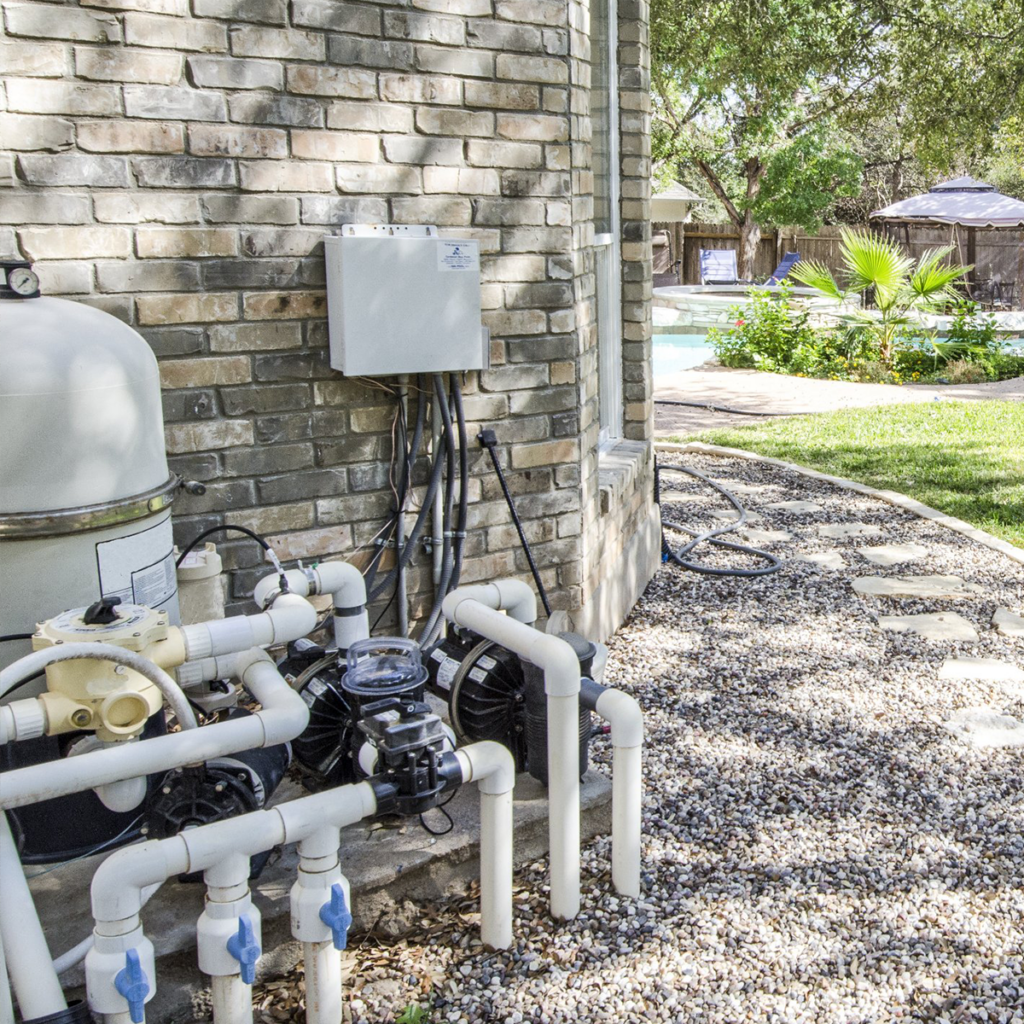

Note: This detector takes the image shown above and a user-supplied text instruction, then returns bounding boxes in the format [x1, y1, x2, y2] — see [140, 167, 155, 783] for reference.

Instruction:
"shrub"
[944, 358, 989, 384]
[709, 283, 817, 371]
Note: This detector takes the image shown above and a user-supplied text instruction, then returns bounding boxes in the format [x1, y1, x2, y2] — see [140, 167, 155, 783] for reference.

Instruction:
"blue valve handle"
[225, 914, 261, 985]
[114, 948, 150, 1024]
[319, 883, 353, 951]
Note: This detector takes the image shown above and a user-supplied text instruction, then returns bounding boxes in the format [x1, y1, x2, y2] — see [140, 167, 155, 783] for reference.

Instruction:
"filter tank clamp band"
[0, 474, 181, 539]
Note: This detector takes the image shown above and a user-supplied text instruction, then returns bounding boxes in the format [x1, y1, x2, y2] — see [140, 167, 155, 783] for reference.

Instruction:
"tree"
[651, 0, 884, 278]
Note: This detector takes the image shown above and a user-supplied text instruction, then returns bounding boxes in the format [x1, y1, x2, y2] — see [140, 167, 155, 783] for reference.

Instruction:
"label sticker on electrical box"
[95, 517, 177, 610]
[437, 241, 478, 272]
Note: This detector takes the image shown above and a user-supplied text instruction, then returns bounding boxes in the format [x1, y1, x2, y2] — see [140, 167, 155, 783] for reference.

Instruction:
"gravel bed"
[252, 453, 1024, 1024]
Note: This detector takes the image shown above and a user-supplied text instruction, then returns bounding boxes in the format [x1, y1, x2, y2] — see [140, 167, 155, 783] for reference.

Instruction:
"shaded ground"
[654, 367, 1024, 435]
[245, 454, 1024, 1024]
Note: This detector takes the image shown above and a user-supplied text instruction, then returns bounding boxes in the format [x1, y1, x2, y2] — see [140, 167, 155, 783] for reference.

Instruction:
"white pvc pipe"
[0, 932, 13, 1024]
[181, 592, 316, 661]
[0, 643, 198, 732]
[0, 650, 308, 810]
[211, 975, 251, 1024]
[252, 562, 369, 652]
[0, 814, 66, 1020]
[455, 741, 515, 950]
[442, 589, 580, 920]
[441, 579, 537, 625]
[303, 940, 341, 1024]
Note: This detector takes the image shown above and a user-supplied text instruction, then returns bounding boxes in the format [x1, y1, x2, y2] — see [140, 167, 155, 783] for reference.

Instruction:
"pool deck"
[655, 366, 1024, 436]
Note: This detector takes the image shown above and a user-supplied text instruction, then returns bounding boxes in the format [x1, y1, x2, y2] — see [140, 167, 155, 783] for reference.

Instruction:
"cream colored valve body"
[33, 604, 174, 742]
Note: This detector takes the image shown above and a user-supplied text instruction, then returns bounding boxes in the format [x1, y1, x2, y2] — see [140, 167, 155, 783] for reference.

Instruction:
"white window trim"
[596, 0, 621, 452]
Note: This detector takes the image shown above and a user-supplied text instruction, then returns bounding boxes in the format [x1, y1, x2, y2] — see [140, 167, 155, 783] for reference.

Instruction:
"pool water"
[653, 333, 716, 375]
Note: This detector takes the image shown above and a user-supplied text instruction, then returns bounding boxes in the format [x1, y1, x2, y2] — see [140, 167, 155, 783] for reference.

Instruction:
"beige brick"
[291, 130, 377, 163]
[160, 355, 251, 388]
[392, 196, 471, 225]
[384, 10, 464, 44]
[497, 112, 568, 142]
[466, 139, 542, 169]
[0, 191, 90, 225]
[511, 439, 577, 468]
[412, 0, 489, 13]
[335, 163, 421, 193]
[265, 525, 351, 561]
[6, 78, 120, 116]
[230, 25, 325, 59]
[292, 0, 378, 34]
[544, 144, 569, 170]
[243, 290, 326, 319]
[550, 360, 575, 384]
[422, 166, 499, 195]
[78, 121, 184, 153]
[481, 308, 546, 335]
[4, 3, 120, 41]
[349, 406, 394, 432]
[189, 55, 282, 90]
[165, 419, 254, 453]
[464, 81, 540, 109]
[286, 65, 376, 99]
[240, 227, 321, 256]
[137, 291, 237, 324]
[0, 40, 66, 76]
[226, 502, 314, 534]
[75, 46, 182, 83]
[202, 194, 297, 223]
[95, 192, 200, 223]
[414, 44, 492, 78]
[124, 12, 227, 50]
[193, 0, 287, 23]
[137, 227, 237, 258]
[379, 73, 460, 105]
[415, 108, 492, 137]
[209, 321, 302, 351]
[496, 54, 567, 84]
[83, 0, 187, 13]
[239, 160, 334, 191]
[0, 113, 73, 151]
[495, 0, 564, 24]
[18, 225, 131, 260]
[189, 124, 287, 158]
[326, 101, 412, 132]
[479, 254, 545, 281]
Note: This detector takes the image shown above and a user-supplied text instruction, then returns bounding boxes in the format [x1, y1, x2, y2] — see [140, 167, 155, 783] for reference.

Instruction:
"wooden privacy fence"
[656, 221, 1024, 290]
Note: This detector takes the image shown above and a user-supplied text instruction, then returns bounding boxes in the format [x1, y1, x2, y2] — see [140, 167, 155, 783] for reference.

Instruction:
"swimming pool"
[653, 332, 716, 375]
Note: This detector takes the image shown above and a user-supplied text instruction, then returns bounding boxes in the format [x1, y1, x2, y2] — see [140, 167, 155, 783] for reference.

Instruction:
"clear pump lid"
[341, 637, 429, 697]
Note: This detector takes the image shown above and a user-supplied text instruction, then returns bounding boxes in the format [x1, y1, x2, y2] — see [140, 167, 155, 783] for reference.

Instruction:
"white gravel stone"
[857, 542, 930, 566]
[878, 612, 980, 641]
[851, 574, 984, 599]
[795, 551, 846, 569]
[737, 527, 792, 545]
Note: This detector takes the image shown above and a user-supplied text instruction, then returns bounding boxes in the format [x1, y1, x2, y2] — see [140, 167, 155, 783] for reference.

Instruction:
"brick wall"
[0, 0, 655, 635]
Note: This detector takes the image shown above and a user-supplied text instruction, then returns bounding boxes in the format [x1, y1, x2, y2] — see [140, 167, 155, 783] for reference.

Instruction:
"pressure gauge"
[6, 265, 40, 298]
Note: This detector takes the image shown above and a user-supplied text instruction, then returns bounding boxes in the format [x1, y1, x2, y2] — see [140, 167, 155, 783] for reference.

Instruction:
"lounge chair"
[699, 248, 751, 285]
[765, 251, 800, 285]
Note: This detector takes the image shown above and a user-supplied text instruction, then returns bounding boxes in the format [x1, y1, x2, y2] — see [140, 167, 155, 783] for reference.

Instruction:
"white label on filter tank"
[437, 241, 479, 272]
[96, 517, 177, 610]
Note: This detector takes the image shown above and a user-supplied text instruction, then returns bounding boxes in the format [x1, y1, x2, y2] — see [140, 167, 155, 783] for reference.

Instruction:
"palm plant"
[790, 228, 970, 367]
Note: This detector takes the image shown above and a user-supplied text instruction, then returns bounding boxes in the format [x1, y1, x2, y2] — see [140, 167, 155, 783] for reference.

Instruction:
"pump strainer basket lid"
[341, 637, 428, 698]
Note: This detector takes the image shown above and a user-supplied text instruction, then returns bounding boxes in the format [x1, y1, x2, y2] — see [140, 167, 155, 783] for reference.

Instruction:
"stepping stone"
[764, 500, 824, 514]
[738, 528, 792, 545]
[994, 608, 1024, 638]
[857, 542, 929, 567]
[818, 522, 884, 540]
[708, 508, 762, 523]
[878, 612, 979, 642]
[852, 575, 983, 599]
[796, 551, 846, 570]
[943, 707, 1024, 748]
[939, 658, 1024, 684]
[713, 480, 772, 496]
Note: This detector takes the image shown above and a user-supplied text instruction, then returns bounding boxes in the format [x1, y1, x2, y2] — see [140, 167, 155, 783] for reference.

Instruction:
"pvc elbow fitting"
[441, 580, 537, 625]
[91, 837, 189, 927]
[530, 634, 581, 697]
[456, 740, 516, 796]
[596, 688, 644, 749]
[235, 650, 310, 744]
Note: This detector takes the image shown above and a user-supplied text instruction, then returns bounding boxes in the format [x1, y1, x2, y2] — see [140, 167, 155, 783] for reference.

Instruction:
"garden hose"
[654, 398, 815, 417]
[656, 462, 783, 577]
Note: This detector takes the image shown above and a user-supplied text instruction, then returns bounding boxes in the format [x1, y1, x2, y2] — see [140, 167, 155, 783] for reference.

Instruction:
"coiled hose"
[657, 462, 783, 577]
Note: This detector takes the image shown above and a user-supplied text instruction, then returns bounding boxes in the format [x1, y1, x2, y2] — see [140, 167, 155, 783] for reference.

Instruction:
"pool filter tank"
[0, 262, 181, 672]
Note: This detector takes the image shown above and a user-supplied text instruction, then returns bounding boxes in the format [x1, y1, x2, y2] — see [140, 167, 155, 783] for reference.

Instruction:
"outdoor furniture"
[765, 251, 801, 285]
[994, 280, 1017, 310]
[699, 248, 752, 285]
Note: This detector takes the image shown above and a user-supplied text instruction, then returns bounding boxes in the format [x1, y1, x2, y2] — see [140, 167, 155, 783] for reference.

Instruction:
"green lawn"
[674, 401, 1024, 548]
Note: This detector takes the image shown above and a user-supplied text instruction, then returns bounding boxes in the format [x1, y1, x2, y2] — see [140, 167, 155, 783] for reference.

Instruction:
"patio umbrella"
[870, 177, 1024, 299]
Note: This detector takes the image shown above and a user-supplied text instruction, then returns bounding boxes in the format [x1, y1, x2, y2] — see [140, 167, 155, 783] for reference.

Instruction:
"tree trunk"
[738, 212, 761, 282]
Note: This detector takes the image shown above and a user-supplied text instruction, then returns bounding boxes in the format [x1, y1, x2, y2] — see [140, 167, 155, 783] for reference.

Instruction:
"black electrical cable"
[447, 374, 469, 594]
[175, 525, 269, 567]
[418, 786, 458, 836]
[477, 429, 552, 617]
[654, 398, 815, 417]
[657, 461, 783, 577]
[0, 633, 34, 643]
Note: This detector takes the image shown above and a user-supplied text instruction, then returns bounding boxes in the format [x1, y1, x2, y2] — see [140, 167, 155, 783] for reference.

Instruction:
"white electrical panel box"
[324, 224, 486, 376]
